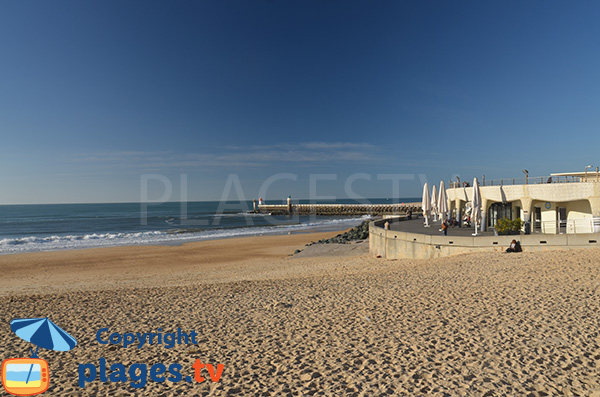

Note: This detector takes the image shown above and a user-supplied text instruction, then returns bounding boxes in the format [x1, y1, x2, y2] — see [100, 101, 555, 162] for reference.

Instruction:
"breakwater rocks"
[308, 220, 370, 246]
[292, 221, 371, 255]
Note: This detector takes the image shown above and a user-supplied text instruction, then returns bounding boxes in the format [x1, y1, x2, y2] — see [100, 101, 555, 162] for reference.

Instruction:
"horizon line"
[0, 197, 422, 206]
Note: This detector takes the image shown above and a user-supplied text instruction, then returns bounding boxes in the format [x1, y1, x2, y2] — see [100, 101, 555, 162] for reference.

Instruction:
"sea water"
[0, 199, 418, 254]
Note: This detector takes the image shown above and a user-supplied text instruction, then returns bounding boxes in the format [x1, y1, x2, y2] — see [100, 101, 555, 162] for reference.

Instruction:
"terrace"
[449, 170, 600, 188]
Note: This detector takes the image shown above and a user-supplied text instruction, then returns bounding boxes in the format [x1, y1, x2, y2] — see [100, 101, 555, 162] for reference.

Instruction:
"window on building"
[489, 202, 512, 228]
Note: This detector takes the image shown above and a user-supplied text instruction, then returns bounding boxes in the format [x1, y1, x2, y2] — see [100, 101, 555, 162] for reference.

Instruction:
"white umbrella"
[431, 185, 438, 222]
[471, 177, 482, 236]
[422, 182, 431, 227]
[438, 181, 448, 221]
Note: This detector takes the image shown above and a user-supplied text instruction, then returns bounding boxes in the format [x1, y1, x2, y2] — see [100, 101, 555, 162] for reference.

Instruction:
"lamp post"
[522, 169, 529, 185]
[585, 165, 593, 181]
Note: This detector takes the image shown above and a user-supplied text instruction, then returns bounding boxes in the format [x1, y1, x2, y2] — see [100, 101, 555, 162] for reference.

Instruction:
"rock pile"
[306, 220, 370, 246]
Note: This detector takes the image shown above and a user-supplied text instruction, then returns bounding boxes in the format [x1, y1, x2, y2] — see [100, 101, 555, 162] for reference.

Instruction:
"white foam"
[0, 216, 370, 254]
[211, 212, 272, 217]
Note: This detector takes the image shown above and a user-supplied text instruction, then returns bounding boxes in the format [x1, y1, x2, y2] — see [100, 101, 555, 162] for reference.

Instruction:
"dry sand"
[1, 232, 600, 396]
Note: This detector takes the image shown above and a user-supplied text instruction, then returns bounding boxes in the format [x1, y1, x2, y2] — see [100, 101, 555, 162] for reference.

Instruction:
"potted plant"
[494, 217, 523, 235]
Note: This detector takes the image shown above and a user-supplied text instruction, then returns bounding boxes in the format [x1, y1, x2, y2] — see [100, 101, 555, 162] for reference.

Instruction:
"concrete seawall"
[257, 203, 421, 216]
[370, 217, 600, 259]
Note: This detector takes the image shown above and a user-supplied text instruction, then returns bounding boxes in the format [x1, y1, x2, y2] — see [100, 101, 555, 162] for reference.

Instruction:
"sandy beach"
[1, 232, 600, 396]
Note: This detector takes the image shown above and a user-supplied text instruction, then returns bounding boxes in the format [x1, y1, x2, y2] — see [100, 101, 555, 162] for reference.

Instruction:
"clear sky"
[1, 1, 599, 204]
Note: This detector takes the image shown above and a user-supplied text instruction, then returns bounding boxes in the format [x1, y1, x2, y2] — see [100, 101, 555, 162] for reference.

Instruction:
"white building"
[446, 172, 600, 234]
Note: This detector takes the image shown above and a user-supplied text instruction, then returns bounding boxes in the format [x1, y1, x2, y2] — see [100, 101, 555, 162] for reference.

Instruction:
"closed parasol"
[431, 184, 438, 222]
[438, 181, 448, 221]
[422, 183, 431, 227]
[471, 177, 482, 236]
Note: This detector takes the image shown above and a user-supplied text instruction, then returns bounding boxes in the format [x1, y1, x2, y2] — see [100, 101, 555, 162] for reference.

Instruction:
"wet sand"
[1, 233, 600, 396]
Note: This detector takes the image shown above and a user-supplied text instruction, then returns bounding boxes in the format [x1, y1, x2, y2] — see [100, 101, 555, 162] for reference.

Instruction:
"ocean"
[0, 199, 418, 254]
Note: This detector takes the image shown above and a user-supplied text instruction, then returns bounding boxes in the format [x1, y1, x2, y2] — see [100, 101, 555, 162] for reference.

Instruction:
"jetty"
[254, 201, 421, 216]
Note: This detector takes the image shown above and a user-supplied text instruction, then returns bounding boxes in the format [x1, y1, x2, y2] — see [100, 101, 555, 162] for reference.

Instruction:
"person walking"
[441, 219, 448, 236]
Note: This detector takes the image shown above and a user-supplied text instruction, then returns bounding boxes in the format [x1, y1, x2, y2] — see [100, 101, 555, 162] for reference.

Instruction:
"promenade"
[388, 215, 495, 237]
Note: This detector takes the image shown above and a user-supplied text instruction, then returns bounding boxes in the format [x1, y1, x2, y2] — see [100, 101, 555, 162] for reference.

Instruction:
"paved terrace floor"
[387, 215, 496, 237]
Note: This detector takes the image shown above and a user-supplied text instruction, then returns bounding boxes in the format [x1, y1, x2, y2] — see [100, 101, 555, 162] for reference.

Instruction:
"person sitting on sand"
[505, 239, 522, 253]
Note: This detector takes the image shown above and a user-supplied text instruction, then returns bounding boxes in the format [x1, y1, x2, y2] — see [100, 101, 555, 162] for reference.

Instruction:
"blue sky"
[1, 1, 599, 204]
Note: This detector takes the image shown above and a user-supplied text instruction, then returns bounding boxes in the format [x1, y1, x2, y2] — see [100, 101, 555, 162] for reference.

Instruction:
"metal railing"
[531, 218, 600, 234]
[449, 175, 590, 188]
[484, 175, 582, 186]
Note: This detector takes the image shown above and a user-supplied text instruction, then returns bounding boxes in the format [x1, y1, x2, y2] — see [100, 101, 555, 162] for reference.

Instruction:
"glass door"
[557, 207, 567, 234]
[534, 207, 542, 233]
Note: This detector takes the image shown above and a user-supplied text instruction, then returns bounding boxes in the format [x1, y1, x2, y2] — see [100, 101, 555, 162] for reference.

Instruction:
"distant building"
[446, 171, 600, 234]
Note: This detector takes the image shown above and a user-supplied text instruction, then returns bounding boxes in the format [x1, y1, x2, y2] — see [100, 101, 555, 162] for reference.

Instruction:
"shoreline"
[0, 230, 361, 297]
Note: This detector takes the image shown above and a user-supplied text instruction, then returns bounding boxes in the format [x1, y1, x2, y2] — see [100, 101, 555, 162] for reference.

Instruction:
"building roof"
[550, 171, 597, 177]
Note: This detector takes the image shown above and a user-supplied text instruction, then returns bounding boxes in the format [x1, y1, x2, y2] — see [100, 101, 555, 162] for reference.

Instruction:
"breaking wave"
[0, 215, 370, 254]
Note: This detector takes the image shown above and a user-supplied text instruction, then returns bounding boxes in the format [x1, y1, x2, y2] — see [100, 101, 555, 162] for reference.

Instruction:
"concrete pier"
[256, 202, 421, 216]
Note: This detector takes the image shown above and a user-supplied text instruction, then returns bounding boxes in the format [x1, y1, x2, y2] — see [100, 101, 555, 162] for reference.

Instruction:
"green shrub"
[495, 217, 523, 234]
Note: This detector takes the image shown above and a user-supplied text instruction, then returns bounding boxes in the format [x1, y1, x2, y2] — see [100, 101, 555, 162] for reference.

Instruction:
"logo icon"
[1, 358, 49, 396]
[1, 318, 76, 396]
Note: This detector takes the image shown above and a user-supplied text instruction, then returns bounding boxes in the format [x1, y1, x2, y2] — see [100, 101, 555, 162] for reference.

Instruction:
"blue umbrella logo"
[10, 317, 77, 358]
